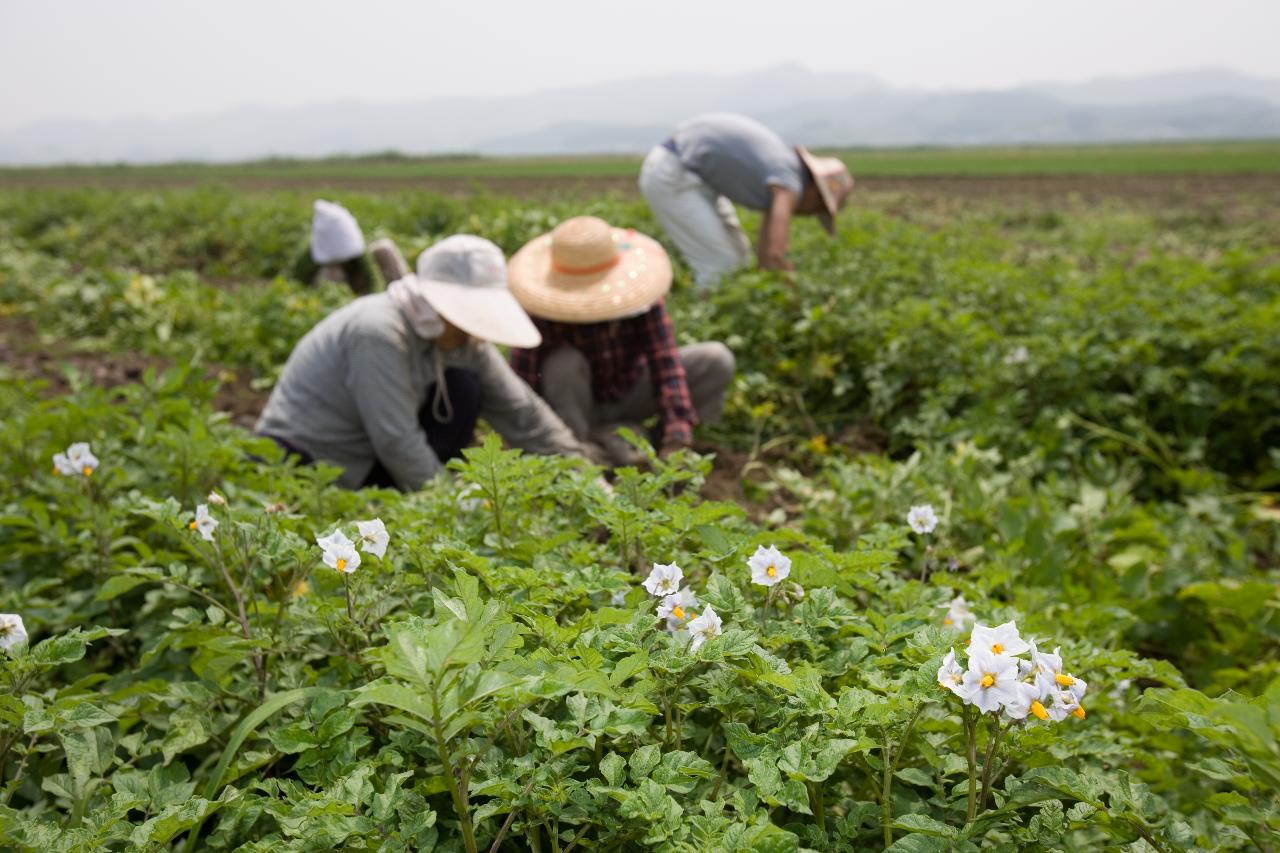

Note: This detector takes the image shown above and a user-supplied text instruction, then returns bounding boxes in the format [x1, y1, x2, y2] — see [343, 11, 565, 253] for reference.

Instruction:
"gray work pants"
[539, 342, 735, 441]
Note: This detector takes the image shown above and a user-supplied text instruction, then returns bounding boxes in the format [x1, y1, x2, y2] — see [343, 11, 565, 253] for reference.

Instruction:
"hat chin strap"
[431, 352, 454, 424]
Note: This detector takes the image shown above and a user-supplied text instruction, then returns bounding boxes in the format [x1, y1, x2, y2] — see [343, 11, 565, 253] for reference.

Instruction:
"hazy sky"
[2, 0, 1278, 131]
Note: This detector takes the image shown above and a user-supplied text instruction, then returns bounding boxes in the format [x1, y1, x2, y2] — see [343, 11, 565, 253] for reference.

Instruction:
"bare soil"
[0, 316, 267, 429]
[4, 171, 1280, 210]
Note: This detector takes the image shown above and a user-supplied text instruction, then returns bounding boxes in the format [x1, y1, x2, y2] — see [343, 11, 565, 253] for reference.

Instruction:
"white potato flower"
[657, 588, 699, 630]
[207, 490, 227, 507]
[52, 452, 77, 476]
[356, 519, 389, 558]
[642, 562, 683, 597]
[937, 649, 966, 697]
[189, 504, 218, 541]
[317, 530, 361, 574]
[1003, 681, 1050, 721]
[457, 484, 486, 513]
[748, 544, 791, 587]
[969, 621, 1031, 657]
[907, 504, 939, 535]
[687, 605, 723, 652]
[959, 647, 1022, 714]
[53, 442, 99, 477]
[1027, 642, 1060, 688]
[1046, 680, 1088, 721]
[1003, 345, 1030, 366]
[941, 595, 974, 630]
[0, 614, 28, 653]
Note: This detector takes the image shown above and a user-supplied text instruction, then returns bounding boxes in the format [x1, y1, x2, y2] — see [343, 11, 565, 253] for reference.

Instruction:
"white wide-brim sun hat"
[416, 235, 542, 349]
[508, 216, 672, 324]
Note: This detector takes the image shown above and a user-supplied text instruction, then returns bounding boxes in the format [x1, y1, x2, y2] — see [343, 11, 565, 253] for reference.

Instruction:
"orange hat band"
[550, 253, 621, 276]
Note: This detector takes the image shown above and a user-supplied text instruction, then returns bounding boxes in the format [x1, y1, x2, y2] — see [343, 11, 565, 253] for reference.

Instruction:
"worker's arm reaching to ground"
[758, 185, 798, 271]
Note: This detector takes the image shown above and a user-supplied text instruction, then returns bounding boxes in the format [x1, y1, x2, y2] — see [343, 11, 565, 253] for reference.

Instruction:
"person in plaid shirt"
[508, 217, 734, 464]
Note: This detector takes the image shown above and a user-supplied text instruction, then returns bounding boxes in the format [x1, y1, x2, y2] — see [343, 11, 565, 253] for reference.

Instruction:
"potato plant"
[0, 184, 1277, 850]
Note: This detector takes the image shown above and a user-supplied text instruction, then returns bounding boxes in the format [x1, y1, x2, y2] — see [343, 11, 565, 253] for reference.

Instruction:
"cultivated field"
[0, 144, 1277, 850]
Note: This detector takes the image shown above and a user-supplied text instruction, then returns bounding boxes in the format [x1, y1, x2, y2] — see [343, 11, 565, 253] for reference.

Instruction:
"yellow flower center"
[943, 617, 953, 625]
[53, 465, 60, 475]
[766, 566, 777, 578]
[672, 606, 685, 620]
[189, 520, 198, 529]
[1055, 673, 1074, 687]
[83, 466, 93, 476]
[335, 558, 346, 572]
[991, 643, 1005, 654]
[687, 611, 697, 620]
[1072, 705, 1086, 720]
[980, 673, 995, 688]
[1030, 701, 1048, 721]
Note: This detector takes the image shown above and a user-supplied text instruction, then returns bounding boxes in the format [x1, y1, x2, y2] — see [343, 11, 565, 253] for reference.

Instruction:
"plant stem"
[487, 463, 506, 551]
[343, 573, 355, 622]
[882, 728, 894, 848]
[0, 734, 37, 806]
[760, 585, 777, 628]
[965, 709, 979, 824]
[561, 823, 591, 853]
[432, 678, 477, 853]
[709, 744, 733, 801]
[1129, 819, 1171, 853]
[809, 781, 827, 836]
[487, 775, 539, 853]
[980, 717, 1009, 810]
[890, 706, 923, 777]
[211, 541, 266, 694]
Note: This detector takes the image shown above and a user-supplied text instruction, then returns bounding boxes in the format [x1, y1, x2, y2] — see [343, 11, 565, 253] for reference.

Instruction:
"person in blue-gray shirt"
[639, 113, 855, 288]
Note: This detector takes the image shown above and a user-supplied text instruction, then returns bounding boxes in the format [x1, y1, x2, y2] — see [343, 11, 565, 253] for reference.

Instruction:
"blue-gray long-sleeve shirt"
[256, 293, 585, 490]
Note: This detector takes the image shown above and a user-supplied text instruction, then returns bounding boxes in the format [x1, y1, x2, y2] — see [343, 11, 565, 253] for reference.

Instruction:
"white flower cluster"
[642, 563, 722, 651]
[0, 613, 27, 653]
[938, 621, 1088, 722]
[52, 442, 99, 477]
[316, 519, 389, 574]
[638, 545, 798, 653]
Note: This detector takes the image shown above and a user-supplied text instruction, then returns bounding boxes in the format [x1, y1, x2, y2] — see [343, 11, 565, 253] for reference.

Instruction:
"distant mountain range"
[2, 64, 1278, 165]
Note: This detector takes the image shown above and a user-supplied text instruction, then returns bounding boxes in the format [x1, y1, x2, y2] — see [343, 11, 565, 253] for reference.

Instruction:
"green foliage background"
[0, 179, 1277, 851]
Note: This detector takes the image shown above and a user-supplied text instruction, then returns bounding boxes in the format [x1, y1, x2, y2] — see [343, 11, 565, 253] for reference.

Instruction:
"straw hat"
[795, 148, 855, 236]
[414, 235, 541, 348]
[508, 217, 672, 324]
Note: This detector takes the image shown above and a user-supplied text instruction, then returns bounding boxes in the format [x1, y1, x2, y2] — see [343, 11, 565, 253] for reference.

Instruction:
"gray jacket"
[255, 293, 586, 490]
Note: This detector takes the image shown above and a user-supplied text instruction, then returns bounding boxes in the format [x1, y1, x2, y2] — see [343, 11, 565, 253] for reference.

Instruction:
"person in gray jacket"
[256, 235, 588, 491]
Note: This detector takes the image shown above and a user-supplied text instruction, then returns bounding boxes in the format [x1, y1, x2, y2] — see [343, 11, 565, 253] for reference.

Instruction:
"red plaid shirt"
[510, 299, 696, 445]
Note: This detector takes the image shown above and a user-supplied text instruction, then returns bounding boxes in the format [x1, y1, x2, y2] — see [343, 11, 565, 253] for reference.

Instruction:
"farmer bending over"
[508, 216, 734, 466]
[639, 112, 854, 288]
[286, 199, 410, 294]
[257, 235, 588, 490]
